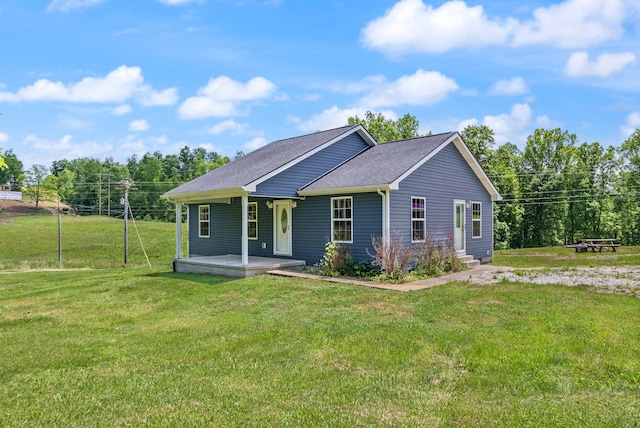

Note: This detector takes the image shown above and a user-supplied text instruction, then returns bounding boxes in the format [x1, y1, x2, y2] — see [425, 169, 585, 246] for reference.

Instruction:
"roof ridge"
[383, 131, 456, 144]
[269, 124, 358, 145]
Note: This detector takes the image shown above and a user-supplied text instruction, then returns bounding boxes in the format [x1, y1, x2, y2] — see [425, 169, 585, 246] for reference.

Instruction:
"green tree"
[519, 128, 576, 247]
[461, 124, 495, 167]
[617, 130, 640, 244]
[23, 164, 52, 208]
[348, 111, 421, 142]
[0, 149, 24, 190]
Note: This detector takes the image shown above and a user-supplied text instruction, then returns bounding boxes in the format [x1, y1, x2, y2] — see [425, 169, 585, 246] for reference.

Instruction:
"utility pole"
[57, 194, 62, 267]
[98, 174, 102, 216]
[98, 173, 114, 217]
[121, 178, 134, 265]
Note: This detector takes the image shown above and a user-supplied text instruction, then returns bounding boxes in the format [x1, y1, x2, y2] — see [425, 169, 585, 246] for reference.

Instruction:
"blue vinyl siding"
[189, 194, 382, 266]
[255, 133, 369, 197]
[291, 193, 382, 265]
[188, 202, 241, 256]
[389, 143, 493, 261]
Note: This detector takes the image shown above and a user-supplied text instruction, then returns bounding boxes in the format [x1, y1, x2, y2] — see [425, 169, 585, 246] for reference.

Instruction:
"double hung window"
[411, 197, 426, 242]
[247, 202, 258, 239]
[331, 197, 352, 243]
[472, 202, 482, 238]
[199, 205, 210, 238]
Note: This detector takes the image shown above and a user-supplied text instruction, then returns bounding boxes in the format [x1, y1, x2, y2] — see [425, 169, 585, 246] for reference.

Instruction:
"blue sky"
[1, 0, 639, 168]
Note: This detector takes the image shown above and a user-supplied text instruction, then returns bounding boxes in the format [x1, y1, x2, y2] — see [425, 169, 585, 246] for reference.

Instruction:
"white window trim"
[472, 201, 482, 239]
[411, 196, 426, 243]
[331, 196, 353, 244]
[198, 204, 210, 238]
[248, 202, 258, 240]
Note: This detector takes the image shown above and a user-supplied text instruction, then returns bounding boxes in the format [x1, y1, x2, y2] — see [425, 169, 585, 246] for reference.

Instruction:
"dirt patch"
[0, 199, 58, 217]
[470, 266, 640, 298]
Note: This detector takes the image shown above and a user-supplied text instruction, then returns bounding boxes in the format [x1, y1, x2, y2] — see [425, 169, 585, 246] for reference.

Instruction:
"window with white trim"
[199, 205, 210, 238]
[411, 197, 426, 242]
[247, 202, 258, 240]
[472, 202, 482, 238]
[331, 197, 352, 243]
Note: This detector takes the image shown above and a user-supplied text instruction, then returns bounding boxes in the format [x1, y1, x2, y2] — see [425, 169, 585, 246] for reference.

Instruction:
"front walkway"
[267, 264, 509, 292]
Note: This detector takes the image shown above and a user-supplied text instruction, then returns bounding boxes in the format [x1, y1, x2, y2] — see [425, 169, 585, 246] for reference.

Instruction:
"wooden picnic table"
[575, 238, 620, 252]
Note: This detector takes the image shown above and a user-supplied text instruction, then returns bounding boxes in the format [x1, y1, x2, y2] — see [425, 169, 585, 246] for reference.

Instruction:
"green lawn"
[0, 214, 183, 270]
[493, 245, 640, 268]
[1, 215, 640, 426]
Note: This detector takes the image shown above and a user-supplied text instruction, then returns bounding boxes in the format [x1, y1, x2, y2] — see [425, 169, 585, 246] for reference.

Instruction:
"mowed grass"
[494, 245, 640, 268]
[0, 214, 183, 270]
[1, 269, 639, 426]
[1, 215, 640, 426]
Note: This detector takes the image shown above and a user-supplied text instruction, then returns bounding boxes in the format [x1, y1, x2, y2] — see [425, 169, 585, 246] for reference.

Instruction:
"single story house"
[161, 124, 501, 277]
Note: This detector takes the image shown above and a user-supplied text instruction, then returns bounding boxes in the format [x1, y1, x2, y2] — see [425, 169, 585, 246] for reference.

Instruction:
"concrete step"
[457, 254, 480, 269]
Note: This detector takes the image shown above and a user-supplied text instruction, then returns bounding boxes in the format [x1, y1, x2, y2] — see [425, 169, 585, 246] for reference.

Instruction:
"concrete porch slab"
[173, 255, 306, 278]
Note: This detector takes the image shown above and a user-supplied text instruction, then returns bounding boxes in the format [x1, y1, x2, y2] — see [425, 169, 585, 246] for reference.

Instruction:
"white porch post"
[175, 202, 183, 259]
[241, 194, 249, 267]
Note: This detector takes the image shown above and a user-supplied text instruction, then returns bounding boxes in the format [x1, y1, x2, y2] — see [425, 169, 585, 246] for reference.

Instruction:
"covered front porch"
[173, 255, 306, 278]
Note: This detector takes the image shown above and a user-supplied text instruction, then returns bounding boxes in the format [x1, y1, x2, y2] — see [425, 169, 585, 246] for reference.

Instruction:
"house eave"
[298, 184, 391, 197]
[160, 186, 250, 203]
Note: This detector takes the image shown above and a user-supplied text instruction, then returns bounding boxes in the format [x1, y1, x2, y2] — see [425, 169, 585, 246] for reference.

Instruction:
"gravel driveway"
[469, 266, 640, 298]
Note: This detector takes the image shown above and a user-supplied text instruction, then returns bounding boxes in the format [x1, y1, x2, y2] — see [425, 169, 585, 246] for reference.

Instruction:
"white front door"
[274, 200, 292, 256]
[454, 200, 465, 253]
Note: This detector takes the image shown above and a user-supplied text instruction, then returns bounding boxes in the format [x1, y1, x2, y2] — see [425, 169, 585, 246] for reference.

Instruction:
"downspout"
[376, 188, 387, 246]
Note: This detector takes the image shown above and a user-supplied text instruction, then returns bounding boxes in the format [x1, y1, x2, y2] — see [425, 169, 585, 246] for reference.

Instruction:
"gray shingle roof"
[300, 132, 457, 191]
[163, 125, 360, 197]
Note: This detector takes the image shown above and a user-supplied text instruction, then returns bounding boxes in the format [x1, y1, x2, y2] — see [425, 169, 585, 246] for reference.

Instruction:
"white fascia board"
[298, 184, 390, 197]
[245, 125, 376, 190]
[161, 187, 248, 203]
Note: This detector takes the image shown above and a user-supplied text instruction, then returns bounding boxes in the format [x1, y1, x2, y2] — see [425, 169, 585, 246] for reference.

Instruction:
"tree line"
[2, 111, 639, 248]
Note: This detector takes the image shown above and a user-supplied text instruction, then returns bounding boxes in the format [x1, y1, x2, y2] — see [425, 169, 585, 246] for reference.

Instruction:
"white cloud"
[621, 112, 640, 138]
[178, 76, 277, 120]
[293, 106, 398, 132]
[0, 132, 9, 144]
[0, 65, 177, 106]
[120, 134, 170, 157]
[361, 0, 514, 55]
[564, 51, 637, 78]
[512, 0, 628, 49]
[243, 137, 268, 151]
[21, 134, 114, 167]
[357, 69, 458, 108]
[111, 104, 132, 116]
[489, 77, 529, 95]
[129, 119, 150, 132]
[137, 87, 179, 106]
[483, 103, 533, 145]
[362, 0, 635, 55]
[47, 0, 105, 12]
[206, 120, 249, 135]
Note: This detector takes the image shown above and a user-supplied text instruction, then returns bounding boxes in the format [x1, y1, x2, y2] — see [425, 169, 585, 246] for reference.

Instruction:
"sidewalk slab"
[267, 265, 510, 292]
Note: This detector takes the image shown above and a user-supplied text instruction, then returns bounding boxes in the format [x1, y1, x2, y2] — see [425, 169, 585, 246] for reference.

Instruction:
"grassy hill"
[0, 211, 182, 270]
